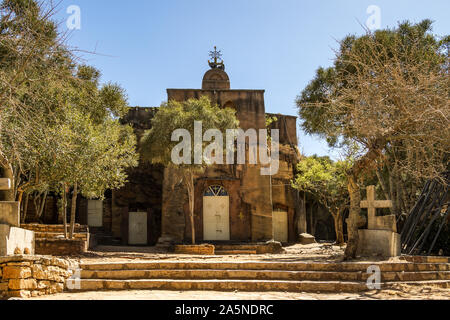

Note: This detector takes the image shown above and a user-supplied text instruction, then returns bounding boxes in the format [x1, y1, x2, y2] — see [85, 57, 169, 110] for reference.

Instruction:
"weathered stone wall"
[34, 239, 87, 256]
[161, 168, 188, 243]
[0, 256, 77, 299]
[158, 89, 301, 243]
[163, 89, 275, 242]
[105, 82, 301, 244]
[110, 107, 164, 245]
[0, 202, 20, 227]
[111, 162, 164, 245]
[167, 89, 267, 131]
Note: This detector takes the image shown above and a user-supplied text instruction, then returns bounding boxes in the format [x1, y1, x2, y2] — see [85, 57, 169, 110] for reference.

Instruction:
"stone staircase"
[68, 260, 450, 293]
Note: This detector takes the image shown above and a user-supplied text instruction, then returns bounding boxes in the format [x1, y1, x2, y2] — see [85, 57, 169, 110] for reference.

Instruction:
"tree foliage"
[297, 20, 449, 259]
[0, 0, 138, 237]
[292, 156, 351, 244]
[141, 96, 239, 244]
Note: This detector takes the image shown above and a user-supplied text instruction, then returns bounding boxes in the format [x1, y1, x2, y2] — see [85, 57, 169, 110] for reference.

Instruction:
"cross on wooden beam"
[360, 185, 393, 230]
[0, 178, 12, 191]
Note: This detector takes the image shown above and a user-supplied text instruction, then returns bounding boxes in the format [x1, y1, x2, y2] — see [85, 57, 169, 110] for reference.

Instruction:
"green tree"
[40, 66, 138, 238]
[292, 156, 351, 245]
[140, 96, 239, 244]
[0, 0, 76, 202]
[297, 20, 449, 259]
[0, 0, 139, 240]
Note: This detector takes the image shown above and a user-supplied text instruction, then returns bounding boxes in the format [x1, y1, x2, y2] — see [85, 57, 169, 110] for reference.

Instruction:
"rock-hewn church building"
[33, 53, 303, 246]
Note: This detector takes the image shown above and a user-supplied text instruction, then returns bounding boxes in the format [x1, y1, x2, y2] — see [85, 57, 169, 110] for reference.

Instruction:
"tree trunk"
[184, 170, 196, 245]
[34, 191, 48, 221]
[21, 193, 30, 224]
[331, 209, 345, 245]
[344, 174, 361, 260]
[300, 192, 307, 234]
[69, 183, 78, 240]
[62, 184, 68, 239]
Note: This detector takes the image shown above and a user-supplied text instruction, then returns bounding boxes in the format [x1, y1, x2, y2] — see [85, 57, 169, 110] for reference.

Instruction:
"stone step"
[68, 279, 450, 293]
[80, 269, 450, 282]
[400, 256, 450, 264]
[34, 232, 88, 240]
[21, 224, 89, 234]
[215, 245, 259, 251]
[80, 261, 450, 273]
[69, 279, 369, 293]
[215, 250, 257, 255]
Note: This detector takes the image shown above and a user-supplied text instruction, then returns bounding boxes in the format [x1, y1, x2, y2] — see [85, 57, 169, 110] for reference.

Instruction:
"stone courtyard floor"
[71, 243, 365, 264]
[22, 243, 450, 300]
[28, 286, 450, 300]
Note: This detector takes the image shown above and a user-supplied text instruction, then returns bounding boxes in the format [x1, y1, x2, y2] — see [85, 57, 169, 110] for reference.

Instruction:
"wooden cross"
[360, 185, 393, 230]
[0, 178, 11, 191]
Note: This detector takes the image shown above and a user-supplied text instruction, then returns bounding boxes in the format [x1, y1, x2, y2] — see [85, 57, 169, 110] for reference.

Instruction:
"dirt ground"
[22, 243, 450, 300]
[70, 243, 406, 265]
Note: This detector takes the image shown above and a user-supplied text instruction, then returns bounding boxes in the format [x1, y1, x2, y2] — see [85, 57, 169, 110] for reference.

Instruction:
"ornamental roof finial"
[208, 46, 225, 70]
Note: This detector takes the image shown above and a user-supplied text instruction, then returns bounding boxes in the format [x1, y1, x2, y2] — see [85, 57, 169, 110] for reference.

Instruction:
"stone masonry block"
[2, 266, 32, 279]
[8, 278, 37, 290]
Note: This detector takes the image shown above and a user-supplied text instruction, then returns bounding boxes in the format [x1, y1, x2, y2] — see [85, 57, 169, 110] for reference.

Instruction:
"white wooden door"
[203, 186, 230, 241]
[87, 200, 103, 227]
[128, 212, 147, 245]
[273, 211, 288, 243]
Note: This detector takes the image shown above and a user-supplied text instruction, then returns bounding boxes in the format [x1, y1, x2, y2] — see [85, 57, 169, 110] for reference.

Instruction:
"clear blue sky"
[54, 0, 449, 158]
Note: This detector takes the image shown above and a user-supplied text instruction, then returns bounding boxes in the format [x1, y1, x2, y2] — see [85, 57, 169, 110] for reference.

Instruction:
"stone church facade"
[78, 60, 302, 246]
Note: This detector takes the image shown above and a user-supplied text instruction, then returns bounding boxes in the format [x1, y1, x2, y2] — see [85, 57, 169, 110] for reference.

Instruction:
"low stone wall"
[21, 224, 90, 256]
[0, 255, 77, 299]
[174, 244, 215, 255]
[35, 239, 87, 256]
[21, 224, 89, 234]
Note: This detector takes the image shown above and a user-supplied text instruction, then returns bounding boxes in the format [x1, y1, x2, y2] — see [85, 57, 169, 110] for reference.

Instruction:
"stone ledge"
[21, 224, 89, 233]
[174, 245, 215, 255]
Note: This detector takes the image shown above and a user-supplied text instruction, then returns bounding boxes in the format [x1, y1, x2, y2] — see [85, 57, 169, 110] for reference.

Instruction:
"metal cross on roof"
[208, 46, 225, 70]
[209, 46, 222, 64]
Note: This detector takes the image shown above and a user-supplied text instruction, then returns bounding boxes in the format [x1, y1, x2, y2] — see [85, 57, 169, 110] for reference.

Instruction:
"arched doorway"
[203, 185, 230, 241]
